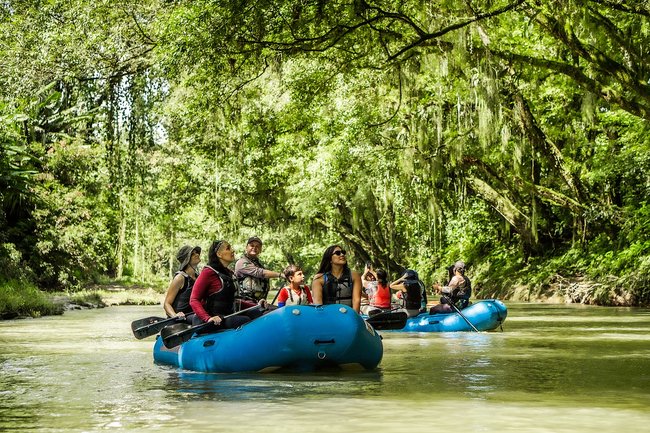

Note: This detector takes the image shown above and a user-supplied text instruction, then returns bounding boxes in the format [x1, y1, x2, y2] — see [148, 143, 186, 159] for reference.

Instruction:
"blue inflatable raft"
[399, 299, 508, 332]
[364, 299, 507, 332]
[153, 304, 383, 373]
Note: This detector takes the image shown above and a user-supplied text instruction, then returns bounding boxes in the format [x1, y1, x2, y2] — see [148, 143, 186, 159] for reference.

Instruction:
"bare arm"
[311, 273, 324, 305]
[162, 274, 185, 318]
[351, 271, 362, 313]
[389, 275, 407, 292]
[441, 275, 465, 295]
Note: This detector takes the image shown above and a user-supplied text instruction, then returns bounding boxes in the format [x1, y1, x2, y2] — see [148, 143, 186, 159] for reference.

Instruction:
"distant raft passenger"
[390, 269, 428, 317]
[430, 261, 472, 314]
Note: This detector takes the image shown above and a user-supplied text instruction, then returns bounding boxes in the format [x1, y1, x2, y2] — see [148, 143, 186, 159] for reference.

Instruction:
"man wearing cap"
[234, 236, 283, 303]
[430, 261, 472, 314]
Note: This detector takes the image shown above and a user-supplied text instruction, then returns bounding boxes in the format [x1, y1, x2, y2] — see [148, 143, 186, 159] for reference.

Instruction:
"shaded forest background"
[1, 0, 649, 307]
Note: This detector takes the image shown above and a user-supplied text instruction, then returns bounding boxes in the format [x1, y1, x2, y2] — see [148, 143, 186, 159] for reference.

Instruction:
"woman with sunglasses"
[311, 245, 362, 313]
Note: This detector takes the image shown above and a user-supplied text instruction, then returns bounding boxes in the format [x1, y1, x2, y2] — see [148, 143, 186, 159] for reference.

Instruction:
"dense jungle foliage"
[1, 0, 649, 309]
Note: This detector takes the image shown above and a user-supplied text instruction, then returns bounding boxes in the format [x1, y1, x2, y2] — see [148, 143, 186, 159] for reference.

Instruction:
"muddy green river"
[1, 303, 648, 432]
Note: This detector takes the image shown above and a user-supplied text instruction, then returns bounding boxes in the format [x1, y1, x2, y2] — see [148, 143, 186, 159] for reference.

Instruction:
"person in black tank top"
[163, 245, 201, 321]
[430, 261, 472, 314]
[311, 245, 363, 313]
[390, 269, 427, 317]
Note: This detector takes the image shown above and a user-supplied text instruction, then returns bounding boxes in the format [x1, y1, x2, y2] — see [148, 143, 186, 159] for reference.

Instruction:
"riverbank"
[0, 279, 163, 320]
[1, 270, 646, 321]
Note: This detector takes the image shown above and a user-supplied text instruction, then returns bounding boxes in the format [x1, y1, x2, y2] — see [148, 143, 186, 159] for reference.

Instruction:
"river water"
[0, 303, 648, 432]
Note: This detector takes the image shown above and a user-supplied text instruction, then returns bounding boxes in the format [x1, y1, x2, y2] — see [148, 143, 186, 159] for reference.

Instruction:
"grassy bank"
[0, 278, 164, 320]
[472, 244, 650, 307]
[0, 280, 64, 319]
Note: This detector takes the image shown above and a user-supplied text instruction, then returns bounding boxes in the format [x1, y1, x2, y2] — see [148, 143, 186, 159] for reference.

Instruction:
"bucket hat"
[177, 245, 201, 271]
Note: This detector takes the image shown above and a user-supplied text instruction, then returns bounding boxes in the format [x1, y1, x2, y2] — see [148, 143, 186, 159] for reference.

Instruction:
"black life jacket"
[169, 271, 195, 316]
[403, 279, 426, 310]
[322, 269, 353, 306]
[204, 266, 236, 316]
[446, 276, 472, 309]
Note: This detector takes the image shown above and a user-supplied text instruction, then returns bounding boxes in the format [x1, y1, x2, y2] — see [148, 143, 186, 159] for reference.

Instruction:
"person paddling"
[430, 261, 472, 314]
[311, 245, 362, 313]
[162, 245, 201, 322]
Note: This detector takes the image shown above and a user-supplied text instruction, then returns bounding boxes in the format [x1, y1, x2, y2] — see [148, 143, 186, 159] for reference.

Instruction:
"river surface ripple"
[1, 303, 649, 432]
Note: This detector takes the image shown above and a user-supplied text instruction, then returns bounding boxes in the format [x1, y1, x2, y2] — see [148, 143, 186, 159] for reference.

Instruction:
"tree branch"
[387, 0, 526, 61]
[588, 0, 650, 17]
[489, 49, 650, 120]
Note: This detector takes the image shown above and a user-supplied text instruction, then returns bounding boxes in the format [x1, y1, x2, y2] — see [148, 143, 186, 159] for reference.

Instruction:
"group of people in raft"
[163, 236, 472, 332]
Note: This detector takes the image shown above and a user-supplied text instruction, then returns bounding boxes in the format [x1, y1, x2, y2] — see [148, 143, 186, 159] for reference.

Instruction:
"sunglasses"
[332, 250, 347, 256]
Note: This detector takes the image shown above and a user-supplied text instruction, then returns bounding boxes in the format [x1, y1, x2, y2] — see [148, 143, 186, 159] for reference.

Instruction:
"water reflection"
[164, 369, 383, 400]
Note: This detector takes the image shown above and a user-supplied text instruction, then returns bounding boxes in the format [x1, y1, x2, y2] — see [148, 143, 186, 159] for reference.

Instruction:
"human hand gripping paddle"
[131, 316, 184, 339]
[161, 305, 260, 349]
[441, 295, 480, 332]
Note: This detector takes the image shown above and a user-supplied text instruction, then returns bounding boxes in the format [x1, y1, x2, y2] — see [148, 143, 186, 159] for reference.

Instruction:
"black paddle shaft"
[442, 296, 479, 332]
[161, 305, 261, 349]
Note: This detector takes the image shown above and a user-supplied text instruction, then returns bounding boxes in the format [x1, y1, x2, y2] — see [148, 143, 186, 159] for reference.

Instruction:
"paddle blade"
[366, 311, 408, 330]
[132, 316, 178, 340]
[161, 322, 211, 349]
[131, 316, 165, 332]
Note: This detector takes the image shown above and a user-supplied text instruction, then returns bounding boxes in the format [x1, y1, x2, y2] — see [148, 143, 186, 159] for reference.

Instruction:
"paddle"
[161, 305, 260, 349]
[365, 310, 408, 330]
[131, 316, 182, 340]
[269, 288, 281, 306]
[442, 295, 479, 332]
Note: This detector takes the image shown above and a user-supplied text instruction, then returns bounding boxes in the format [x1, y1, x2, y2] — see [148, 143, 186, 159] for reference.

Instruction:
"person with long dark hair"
[311, 245, 362, 313]
[189, 240, 252, 330]
[366, 268, 392, 314]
